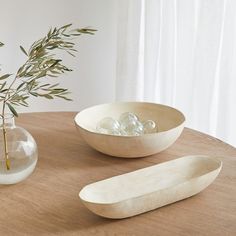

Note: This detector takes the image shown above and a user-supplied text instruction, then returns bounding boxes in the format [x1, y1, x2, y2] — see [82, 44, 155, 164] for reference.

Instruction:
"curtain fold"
[115, 0, 236, 147]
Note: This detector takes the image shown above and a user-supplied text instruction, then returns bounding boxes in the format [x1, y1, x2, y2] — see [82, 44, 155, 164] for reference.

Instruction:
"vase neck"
[0, 114, 15, 128]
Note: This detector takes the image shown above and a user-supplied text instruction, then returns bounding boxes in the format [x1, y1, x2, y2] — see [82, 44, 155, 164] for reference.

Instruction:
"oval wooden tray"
[79, 155, 222, 219]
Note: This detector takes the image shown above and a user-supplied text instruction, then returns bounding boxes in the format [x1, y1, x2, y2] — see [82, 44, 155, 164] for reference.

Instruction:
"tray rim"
[79, 155, 222, 205]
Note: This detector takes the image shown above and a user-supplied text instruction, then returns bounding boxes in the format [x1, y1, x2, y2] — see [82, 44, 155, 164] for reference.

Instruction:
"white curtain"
[115, 0, 236, 147]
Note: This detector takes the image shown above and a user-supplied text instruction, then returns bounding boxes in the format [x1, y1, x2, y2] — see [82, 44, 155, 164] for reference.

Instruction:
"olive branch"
[0, 24, 96, 170]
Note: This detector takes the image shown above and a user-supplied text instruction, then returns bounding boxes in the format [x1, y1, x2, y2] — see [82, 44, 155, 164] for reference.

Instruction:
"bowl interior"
[75, 102, 185, 133]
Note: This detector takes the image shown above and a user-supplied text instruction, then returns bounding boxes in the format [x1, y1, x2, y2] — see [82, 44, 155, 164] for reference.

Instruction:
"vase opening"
[0, 113, 15, 128]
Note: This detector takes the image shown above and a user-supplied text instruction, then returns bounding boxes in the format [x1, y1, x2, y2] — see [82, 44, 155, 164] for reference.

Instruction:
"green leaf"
[22, 96, 29, 100]
[52, 27, 57, 34]
[0, 74, 12, 80]
[84, 28, 97, 32]
[17, 82, 26, 91]
[0, 81, 7, 91]
[47, 28, 52, 38]
[49, 59, 61, 68]
[0, 41, 4, 47]
[47, 74, 58, 77]
[76, 28, 97, 35]
[67, 51, 75, 57]
[55, 95, 72, 101]
[35, 71, 47, 79]
[7, 103, 18, 117]
[60, 23, 72, 30]
[39, 83, 50, 88]
[29, 92, 38, 97]
[48, 83, 59, 88]
[20, 46, 28, 56]
[44, 94, 53, 99]
[18, 102, 28, 107]
[62, 34, 70, 37]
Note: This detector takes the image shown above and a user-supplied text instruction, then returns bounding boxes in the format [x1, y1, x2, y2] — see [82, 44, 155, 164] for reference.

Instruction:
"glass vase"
[0, 114, 38, 184]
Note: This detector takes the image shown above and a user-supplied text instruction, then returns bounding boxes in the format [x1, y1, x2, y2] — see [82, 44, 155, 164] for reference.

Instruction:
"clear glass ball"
[119, 129, 128, 136]
[110, 129, 122, 136]
[133, 120, 144, 135]
[119, 112, 138, 125]
[143, 120, 156, 134]
[121, 119, 144, 136]
[120, 119, 136, 134]
[96, 117, 120, 135]
[96, 113, 158, 137]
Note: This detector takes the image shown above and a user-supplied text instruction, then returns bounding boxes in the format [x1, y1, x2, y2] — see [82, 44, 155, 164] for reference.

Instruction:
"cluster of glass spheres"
[96, 112, 157, 136]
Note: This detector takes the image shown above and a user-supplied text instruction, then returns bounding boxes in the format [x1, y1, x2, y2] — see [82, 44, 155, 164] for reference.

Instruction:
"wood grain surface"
[0, 112, 235, 236]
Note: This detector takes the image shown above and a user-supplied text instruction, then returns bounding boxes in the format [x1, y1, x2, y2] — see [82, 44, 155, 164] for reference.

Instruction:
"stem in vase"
[1, 101, 10, 170]
[1, 75, 19, 170]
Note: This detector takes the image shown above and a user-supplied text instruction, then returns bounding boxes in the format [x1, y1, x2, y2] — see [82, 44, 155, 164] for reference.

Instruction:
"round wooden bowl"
[74, 102, 185, 158]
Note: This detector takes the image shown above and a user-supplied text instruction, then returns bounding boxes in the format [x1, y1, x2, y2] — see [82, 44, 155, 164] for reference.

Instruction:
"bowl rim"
[74, 101, 186, 138]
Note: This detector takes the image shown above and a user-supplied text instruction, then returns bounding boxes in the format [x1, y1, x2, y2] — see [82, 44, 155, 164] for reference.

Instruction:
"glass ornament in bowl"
[120, 118, 144, 136]
[96, 117, 121, 135]
[119, 112, 138, 124]
[96, 112, 156, 137]
[143, 120, 157, 134]
[0, 114, 38, 184]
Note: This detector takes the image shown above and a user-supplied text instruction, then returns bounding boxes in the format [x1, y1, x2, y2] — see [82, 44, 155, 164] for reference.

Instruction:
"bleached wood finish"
[0, 112, 235, 235]
[75, 102, 185, 157]
[79, 155, 222, 219]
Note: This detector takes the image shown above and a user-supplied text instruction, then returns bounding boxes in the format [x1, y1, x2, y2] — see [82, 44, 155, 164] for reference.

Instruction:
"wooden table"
[0, 112, 235, 236]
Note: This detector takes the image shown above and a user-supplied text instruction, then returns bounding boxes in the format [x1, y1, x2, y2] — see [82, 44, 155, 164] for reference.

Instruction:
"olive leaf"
[20, 46, 28, 56]
[6, 103, 18, 117]
[0, 74, 12, 80]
